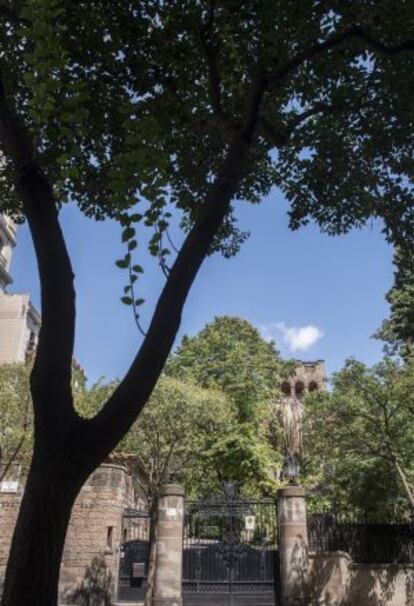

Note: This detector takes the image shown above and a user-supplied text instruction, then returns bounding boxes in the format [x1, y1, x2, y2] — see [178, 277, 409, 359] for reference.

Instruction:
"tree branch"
[87, 81, 266, 463]
[267, 25, 414, 88]
[194, 4, 239, 141]
[0, 436, 24, 484]
[259, 98, 370, 148]
[198, 5, 222, 117]
[0, 69, 76, 434]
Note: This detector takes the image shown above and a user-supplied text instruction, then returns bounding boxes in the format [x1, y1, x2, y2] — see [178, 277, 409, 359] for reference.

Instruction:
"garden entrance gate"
[117, 508, 150, 603]
[183, 493, 280, 605]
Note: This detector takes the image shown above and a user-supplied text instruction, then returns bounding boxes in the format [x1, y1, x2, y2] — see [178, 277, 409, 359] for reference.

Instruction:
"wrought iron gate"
[183, 496, 279, 605]
[117, 508, 150, 602]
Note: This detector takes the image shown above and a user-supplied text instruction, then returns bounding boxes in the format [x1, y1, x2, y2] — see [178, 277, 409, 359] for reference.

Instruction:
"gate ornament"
[221, 480, 237, 500]
[218, 530, 247, 569]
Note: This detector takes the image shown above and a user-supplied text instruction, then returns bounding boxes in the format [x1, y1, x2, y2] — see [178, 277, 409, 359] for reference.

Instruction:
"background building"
[0, 215, 15, 292]
[0, 214, 41, 363]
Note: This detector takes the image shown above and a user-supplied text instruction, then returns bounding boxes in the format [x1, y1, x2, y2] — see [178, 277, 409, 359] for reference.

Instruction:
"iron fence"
[308, 511, 414, 563]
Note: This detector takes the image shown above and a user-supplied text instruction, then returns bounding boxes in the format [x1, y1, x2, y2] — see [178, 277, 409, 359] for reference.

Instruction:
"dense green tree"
[167, 316, 289, 492]
[77, 376, 238, 500]
[78, 375, 236, 606]
[0, 362, 85, 484]
[0, 2, 413, 603]
[0, 364, 32, 483]
[167, 316, 287, 420]
[377, 248, 414, 357]
[303, 357, 414, 519]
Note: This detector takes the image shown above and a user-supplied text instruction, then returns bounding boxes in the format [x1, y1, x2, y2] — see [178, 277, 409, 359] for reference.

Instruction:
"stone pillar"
[277, 485, 309, 606]
[153, 484, 185, 606]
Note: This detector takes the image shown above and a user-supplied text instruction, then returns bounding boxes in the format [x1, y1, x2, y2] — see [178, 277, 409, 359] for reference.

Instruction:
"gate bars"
[182, 496, 279, 601]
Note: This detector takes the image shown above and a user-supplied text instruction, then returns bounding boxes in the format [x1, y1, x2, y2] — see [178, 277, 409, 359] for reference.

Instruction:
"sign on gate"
[183, 494, 280, 605]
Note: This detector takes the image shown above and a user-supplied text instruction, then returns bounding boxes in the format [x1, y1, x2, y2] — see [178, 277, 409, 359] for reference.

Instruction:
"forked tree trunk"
[144, 500, 158, 606]
[0, 68, 260, 605]
[1, 454, 85, 606]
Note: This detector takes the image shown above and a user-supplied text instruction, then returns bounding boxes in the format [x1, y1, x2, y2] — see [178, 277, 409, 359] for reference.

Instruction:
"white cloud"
[260, 322, 323, 352]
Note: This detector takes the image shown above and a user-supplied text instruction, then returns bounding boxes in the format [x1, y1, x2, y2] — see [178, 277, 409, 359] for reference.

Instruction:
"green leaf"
[122, 227, 136, 242]
[121, 296, 133, 305]
[116, 259, 129, 269]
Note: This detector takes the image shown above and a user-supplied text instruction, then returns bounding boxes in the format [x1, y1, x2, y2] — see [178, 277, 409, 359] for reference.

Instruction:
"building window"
[106, 526, 114, 552]
[308, 381, 319, 392]
[281, 382, 291, 396]
[295, 381, 305, 398]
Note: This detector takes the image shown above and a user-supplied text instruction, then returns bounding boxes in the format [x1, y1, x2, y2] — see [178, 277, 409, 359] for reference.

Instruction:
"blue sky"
[9, 187, 393, 384]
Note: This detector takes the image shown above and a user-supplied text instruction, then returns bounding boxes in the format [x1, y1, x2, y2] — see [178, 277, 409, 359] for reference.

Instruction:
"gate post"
[277, 486, 309, 605]
[153, 484, 185, 606]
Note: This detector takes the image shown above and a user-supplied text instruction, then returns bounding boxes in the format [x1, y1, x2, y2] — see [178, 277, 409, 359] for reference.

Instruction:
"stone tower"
[281, 360, 326, 398]
[279, 360, 326, 459]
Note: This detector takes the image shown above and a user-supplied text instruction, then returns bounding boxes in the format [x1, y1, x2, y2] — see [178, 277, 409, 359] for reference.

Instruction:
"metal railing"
[308, 511, 414, 563]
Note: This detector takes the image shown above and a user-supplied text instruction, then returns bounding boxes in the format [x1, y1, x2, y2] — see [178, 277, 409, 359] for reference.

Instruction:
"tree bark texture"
[1, 456, 82, 606]
[143, 500, 158, 606]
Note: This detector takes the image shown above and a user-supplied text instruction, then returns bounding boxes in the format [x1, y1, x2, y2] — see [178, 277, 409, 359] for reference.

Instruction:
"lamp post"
[282, 454, 300, 485]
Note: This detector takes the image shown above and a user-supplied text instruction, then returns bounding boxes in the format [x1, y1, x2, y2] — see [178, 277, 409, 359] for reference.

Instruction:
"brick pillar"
[153, 484, 185, 606]
[277, 485, 309, 606]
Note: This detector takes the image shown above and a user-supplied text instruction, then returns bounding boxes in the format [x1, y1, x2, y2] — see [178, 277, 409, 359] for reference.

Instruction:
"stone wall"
[0, 484, 22, 595]
[306, 552, 414, 606]
[0, 464, 134, 603]
[307, 551, 351, 605]
[346, 563, 414, 606]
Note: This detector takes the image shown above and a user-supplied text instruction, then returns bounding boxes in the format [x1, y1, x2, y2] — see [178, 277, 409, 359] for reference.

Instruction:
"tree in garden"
[0, 2, 413, 603]
[376, 247, 414, 357]
[0, 364, 32, 483]
[0, 362, 85, 484]
[167, 316, 291, 491]
[78, 375, 235, 606]
[302, 357, 414, 519]
[167, 316, 287, 420]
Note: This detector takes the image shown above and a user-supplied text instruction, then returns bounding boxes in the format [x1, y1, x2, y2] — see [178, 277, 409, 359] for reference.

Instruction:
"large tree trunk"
[144, 500, 158, 606]
[0, 52, 263, 605]
[1, 454, 84, 606]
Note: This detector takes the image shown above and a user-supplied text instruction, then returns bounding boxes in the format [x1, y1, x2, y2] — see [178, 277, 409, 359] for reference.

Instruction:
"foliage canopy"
[1, 1, 413, 254]
[303, 356, 414, 519]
